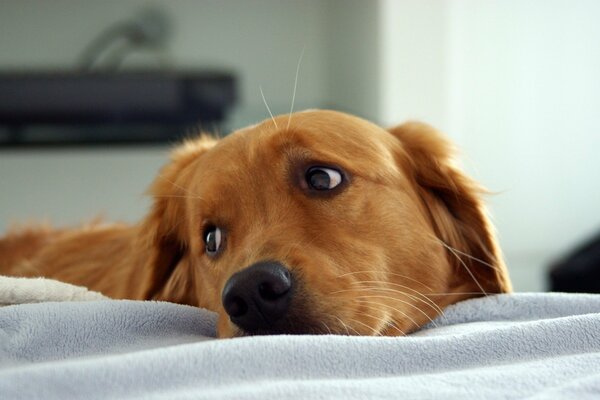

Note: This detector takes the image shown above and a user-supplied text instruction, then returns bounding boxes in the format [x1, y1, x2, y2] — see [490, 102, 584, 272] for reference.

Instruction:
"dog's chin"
[232, 324, 328, 337]
[219, 314, 335, 338]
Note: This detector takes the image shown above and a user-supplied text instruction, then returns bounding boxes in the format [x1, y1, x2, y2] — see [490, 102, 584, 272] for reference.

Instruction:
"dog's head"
[137, 110, 511, 337]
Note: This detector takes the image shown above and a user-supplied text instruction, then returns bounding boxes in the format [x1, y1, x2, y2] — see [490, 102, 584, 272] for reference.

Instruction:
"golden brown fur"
[0, 110, 511, 337]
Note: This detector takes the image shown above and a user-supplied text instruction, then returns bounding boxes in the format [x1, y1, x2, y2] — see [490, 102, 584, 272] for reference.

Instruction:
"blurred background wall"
[1, 0, 599, 291]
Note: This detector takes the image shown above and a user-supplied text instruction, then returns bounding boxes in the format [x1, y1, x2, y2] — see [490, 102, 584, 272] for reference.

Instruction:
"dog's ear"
[389, 122, 512, 294]
[132, 135, 218, 300]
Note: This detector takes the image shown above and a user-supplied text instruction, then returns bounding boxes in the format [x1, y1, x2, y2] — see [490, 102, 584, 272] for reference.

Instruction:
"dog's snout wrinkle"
[222, 261, 293, 333]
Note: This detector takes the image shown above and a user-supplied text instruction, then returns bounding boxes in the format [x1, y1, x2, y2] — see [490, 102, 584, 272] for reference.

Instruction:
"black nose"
[222, 261, 293, 333]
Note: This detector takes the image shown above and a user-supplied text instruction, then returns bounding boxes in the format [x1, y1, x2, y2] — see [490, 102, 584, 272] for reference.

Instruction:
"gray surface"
[1, 293, 599, 399]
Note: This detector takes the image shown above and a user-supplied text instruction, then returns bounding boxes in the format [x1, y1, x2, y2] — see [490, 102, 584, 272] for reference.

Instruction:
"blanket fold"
[1, 292, 599, 399]
[0, 275, 106, 306]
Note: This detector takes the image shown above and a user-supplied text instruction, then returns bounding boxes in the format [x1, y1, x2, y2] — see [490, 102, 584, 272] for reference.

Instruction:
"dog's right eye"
[305, 167, 343, 191]
[204, 226, 222, 256]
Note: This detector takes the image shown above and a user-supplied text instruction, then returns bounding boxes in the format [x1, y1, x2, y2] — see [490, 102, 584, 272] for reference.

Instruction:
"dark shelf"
[0, 70, 236, 147]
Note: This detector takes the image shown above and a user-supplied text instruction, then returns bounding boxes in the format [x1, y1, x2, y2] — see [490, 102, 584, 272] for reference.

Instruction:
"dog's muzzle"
[221, 261, 293, 334]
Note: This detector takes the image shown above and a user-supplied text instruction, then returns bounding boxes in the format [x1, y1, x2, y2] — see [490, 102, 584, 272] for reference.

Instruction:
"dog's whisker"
[351, 294, 438, 327]
[424, 234, 497, 297]
[346, 316, 382, 336]
[385, 320, 407, 336]
[358, 293, 446, 327]
[355, 300, 411, 334]
[259, 85, 278, 129]
[442, 244, 488, 297]
[331, 285, 439, 316]
[157, 174, 202, 198]
[331, 314, 357, 335]
[328, 287, 445, 325]
[336, 270, 434, 291]
[287, 46, 305, 130]
[320, 321, 333, 335]
[357, 306, 406, 336]
[347, 280, 445, 316]
[335, 287, 488, 297]
[424, 292, 489, 296]
[429, 235, 502, 272]
[348, 288, 441, 326]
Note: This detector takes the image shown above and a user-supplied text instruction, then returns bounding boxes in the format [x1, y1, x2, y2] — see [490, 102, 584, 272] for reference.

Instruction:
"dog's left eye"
[204, 226, 222, 256]
[306, 167, 343, 191]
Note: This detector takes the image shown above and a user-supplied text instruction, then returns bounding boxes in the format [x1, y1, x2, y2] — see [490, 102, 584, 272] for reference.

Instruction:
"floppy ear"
[131, 136, 218, 300]
[389, 122, 512, 294]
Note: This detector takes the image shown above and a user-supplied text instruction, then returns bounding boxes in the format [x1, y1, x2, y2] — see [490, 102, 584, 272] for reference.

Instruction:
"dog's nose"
[221, 261, 293, 333]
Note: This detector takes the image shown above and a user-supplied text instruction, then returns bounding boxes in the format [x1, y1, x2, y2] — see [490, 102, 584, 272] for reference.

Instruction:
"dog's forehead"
[228, 110, 398, 165]
[261, 109, 389, 144]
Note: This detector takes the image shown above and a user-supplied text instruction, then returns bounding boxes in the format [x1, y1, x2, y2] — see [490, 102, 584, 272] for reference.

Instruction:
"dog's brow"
[281, 144, 353, 172]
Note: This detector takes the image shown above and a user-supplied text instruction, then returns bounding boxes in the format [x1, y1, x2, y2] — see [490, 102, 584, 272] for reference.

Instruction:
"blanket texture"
[1, 293, 599, 399]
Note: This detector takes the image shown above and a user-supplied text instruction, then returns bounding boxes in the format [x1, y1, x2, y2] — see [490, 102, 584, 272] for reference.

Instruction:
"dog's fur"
[0, 110, 511, 337]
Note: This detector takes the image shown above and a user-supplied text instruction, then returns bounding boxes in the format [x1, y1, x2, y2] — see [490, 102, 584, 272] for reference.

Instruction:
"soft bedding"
[0, 276, 106, 306]
[0, 276, 599, 399]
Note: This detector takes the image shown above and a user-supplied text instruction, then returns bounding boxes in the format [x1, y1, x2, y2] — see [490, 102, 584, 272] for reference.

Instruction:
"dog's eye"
[204, 226, 222, 256]
[306, 167, 343, 190]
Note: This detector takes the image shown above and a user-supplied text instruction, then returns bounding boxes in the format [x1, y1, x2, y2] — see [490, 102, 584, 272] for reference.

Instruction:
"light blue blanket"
[1, 293, 599, 399]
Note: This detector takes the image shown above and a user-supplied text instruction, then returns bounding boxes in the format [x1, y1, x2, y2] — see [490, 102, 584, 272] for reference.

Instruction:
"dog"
[0, 110, 511, 337]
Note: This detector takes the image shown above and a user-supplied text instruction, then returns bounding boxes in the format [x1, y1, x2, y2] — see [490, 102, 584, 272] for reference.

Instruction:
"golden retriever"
[0, 110, 511, 337]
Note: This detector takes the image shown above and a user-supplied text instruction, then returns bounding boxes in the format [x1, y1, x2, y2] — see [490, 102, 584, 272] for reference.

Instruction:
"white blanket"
[1, 275, 599, 399]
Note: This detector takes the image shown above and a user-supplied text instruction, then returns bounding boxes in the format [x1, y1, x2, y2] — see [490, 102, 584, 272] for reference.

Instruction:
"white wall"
[324, 0, 380, 122]
[445, 0, 600, 290]
[0, 148, 167, 228]
[378, 0, 448, 129]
